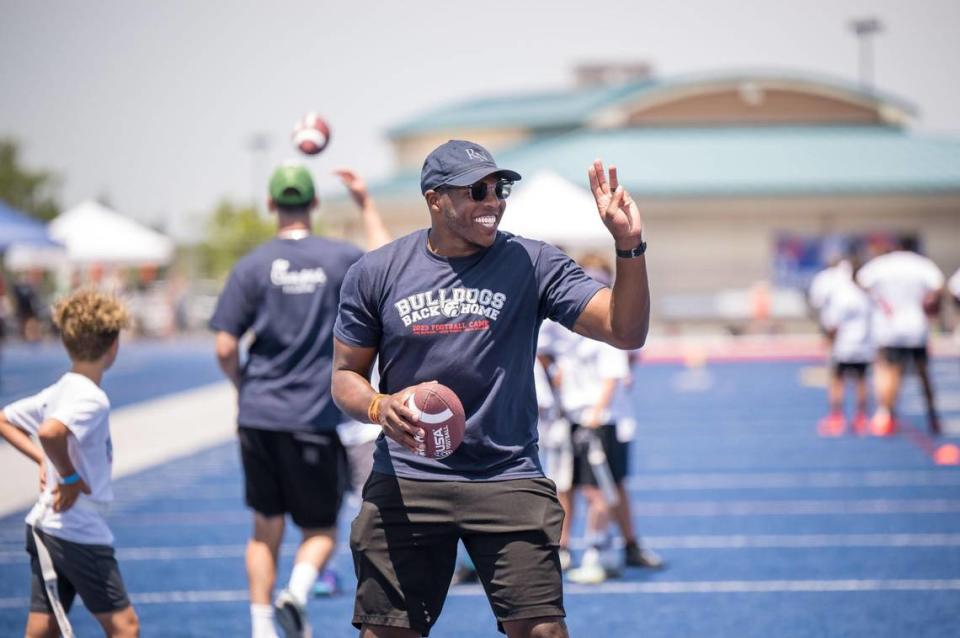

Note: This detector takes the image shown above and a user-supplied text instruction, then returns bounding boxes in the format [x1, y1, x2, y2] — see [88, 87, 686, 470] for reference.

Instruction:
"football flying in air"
[291, 112, 331, 155]
[407, 384, 466, 459]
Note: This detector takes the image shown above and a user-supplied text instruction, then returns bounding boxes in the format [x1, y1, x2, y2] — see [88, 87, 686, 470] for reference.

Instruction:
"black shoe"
[625, 542, 664, 569]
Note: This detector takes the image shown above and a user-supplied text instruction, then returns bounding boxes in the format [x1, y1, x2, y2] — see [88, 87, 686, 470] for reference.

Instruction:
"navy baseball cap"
[420, 140, 521, 194]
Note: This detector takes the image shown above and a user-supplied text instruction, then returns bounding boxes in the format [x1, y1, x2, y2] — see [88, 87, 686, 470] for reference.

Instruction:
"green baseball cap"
[269, 163, 315, 207]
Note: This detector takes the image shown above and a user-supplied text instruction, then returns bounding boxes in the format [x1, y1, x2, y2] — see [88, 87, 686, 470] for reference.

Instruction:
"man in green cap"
[210, 162, 389, 638]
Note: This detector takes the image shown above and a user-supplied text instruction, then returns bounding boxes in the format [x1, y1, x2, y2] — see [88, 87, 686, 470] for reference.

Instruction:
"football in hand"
[407, 384, 466, 459]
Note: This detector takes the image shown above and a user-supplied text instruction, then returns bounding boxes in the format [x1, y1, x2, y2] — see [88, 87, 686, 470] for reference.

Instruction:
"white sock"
[250, 603, 278, 638]
[287, 562, 319, 606]
[585, 530, 610, 550]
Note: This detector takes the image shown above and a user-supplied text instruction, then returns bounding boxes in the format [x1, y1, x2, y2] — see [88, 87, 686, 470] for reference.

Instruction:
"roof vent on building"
[574, 62, 654, 87]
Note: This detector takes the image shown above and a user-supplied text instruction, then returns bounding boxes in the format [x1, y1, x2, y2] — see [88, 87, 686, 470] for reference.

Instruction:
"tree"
[195, 201, 275, 279]
[0, 138, 61, 221]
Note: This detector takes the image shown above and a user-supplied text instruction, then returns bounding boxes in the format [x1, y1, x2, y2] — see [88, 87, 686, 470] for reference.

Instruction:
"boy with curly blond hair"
[0, 290, 140, 638]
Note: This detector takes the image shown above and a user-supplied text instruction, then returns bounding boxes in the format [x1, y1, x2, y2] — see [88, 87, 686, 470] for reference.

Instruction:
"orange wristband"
[367, 393, 387, 424]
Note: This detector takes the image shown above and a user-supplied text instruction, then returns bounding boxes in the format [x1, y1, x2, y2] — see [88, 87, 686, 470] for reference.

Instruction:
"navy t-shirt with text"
[334, 229, 605, 480]
[210, 236, 363, 433]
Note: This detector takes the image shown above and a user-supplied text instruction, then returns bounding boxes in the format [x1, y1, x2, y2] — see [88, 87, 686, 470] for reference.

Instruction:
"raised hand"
[587, 159, 643, 248]
[334, 169, 369, 208]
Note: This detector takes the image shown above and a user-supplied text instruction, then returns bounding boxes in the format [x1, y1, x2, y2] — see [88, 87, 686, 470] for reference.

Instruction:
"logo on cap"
[465, 148, 488, 161]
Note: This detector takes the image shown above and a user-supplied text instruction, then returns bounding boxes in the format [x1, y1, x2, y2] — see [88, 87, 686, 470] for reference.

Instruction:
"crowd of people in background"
[809, 235, 959, 438]
[0, 266, 195, 346]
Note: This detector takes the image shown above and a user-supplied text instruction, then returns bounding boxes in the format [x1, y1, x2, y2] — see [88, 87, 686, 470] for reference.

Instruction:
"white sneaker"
[566, 548, 607, 585]
[567, 562, 607, 584]
[274, 589, 310, 638]
[558, 548, 572, 571]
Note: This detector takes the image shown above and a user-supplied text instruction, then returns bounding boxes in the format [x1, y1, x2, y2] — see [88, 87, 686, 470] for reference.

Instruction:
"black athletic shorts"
[879, 346, 928, 367]
[26, 526, 131, 615]
[350, 472, 565, 636]
[238, 426, 345, 529]
[833, 361, 869, 378]
[572, 423, 629, 486]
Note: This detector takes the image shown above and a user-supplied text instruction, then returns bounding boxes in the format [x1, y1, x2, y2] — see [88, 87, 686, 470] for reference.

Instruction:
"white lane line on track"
[557, 579, 960, 595]
[5, 533, 960, 564]
[640, 533, 960, 549]
[6, 579, 960, 607]
[626, 471, 960, 491]
[1, 497, 955, 541]
[633, 499, 960, 516]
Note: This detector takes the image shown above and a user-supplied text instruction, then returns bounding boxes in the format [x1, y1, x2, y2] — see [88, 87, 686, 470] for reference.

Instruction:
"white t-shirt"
[856, 251, 944, 348]
[821, 277, 874, 363]
[556, 334, 630, 424]
[3, 372, 115, 545]
[809, 260, 852, 317]
[949, 268, 960, 299]
[533, 358, 554, 413]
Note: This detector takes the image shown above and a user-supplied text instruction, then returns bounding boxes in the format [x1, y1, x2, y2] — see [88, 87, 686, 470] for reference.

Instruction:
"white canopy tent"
[49, 201, 175, 266]
[498, 171, 609, 249]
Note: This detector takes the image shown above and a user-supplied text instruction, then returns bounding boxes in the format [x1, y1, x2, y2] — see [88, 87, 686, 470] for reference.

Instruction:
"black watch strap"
[615, 240, 647, 259]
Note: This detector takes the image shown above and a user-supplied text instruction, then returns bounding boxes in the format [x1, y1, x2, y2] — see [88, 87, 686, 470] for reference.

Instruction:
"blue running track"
[1, 339, 958, 637]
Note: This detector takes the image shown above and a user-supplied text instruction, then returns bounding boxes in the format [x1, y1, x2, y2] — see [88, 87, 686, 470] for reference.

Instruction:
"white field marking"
[610, 533, 960, 550]
[625, 470, 960, 491]
[901, 391, 960, 413]
[799, 366, 829, 388]
[448, 579, 960, 596]
[943, 418, 960, 436]
[631, 499, 960, 516]
[4, 533, 957, 566]
[4, 579, 960, 608]
[0, 542, 354, 565]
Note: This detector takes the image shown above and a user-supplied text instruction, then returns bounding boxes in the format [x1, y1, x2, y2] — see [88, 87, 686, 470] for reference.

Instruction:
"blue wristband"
[60, 472, 81, 486]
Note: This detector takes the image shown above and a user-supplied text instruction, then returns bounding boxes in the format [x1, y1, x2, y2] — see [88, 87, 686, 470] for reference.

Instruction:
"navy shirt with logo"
[210, 236, 363, 433]
[334, 229, 605, 481]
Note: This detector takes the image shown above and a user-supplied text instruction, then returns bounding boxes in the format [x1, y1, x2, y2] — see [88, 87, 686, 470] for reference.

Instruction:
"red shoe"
[817, 413, 846, 437]
[852, 412, 869, 436]
[870, 412, 898, 437]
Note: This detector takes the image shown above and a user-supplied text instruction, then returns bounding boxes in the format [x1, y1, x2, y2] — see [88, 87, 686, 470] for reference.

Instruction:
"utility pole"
[247, 132, 271, 213]
[848, 17, 883, 90]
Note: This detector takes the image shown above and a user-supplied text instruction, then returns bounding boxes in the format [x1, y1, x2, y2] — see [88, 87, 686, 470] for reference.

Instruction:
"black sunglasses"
[442, 179, 513, 202]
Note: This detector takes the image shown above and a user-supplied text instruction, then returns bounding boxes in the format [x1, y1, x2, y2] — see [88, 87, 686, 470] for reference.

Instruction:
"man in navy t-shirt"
[333, 140, 651, 638]
[210, 163, 389, 638]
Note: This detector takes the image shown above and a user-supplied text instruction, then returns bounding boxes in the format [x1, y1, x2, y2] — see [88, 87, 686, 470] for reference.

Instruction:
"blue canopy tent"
[0, 201, 59, 250]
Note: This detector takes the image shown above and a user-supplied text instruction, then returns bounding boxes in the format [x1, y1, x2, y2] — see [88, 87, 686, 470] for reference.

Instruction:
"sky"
[2, 0, 958, 239]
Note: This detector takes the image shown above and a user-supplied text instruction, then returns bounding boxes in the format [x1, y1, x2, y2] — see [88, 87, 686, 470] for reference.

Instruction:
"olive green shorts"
[350, 472, 566, 636]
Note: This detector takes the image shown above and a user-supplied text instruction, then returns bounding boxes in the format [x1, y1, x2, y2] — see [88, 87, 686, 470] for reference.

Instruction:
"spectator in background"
[210, 163, 388, 638]
[950, 267, 960, 318]
[13, 271, 42, 342]
[558, 255, 662, 585]
[808, 249, 851, 322]
[856, 237, 945, 436]
[817, 253, 874, 436]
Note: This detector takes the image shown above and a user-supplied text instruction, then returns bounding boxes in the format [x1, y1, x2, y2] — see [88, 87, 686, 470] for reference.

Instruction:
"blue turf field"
[1, 340, 959, 637]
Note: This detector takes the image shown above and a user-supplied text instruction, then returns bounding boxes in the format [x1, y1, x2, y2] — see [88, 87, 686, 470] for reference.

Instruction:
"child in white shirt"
[0, 290, 138, 637]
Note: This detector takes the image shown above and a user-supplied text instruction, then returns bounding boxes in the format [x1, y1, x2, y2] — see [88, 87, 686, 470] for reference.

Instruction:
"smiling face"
[425, 174, 507, 257]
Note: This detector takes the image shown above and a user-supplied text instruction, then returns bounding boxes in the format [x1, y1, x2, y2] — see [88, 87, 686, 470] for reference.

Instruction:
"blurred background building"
[325, 66, 960, 333]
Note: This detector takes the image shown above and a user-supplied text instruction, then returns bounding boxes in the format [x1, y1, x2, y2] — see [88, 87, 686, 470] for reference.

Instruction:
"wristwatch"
[615, 240, 647, 259]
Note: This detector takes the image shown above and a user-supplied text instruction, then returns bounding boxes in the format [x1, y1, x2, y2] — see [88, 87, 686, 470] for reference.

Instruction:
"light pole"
[247, 132, 271, 213]
[848, 17, 883, 90]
